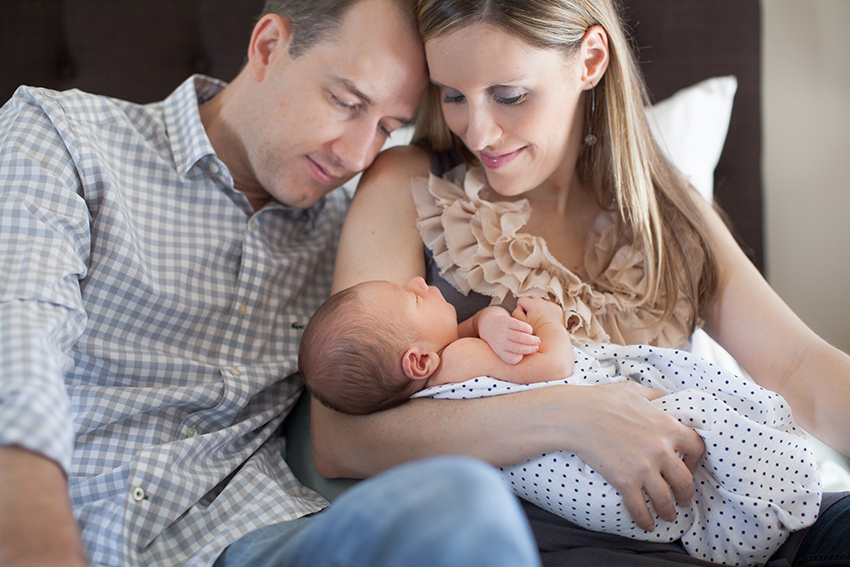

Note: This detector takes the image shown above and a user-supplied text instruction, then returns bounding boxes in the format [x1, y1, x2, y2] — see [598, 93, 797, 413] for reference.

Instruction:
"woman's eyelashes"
[492, 86, 527, 106]
[495, 92, 527, 106]
[440, 86, 465, 104]
[439, 86, 528, 106]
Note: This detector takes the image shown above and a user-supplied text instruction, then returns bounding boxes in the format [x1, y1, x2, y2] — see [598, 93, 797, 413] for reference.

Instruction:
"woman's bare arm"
[331, 146, 430, 292]
[697, 196, 850, 455]
[311, 380, 702, 530]
[312, 147, 705, 530]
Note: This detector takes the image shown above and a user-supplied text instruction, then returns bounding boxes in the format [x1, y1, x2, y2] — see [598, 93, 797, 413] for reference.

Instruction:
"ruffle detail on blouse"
[412, 165, 694, 349]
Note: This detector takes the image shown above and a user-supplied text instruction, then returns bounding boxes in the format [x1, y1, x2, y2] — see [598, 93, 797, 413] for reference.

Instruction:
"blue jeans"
[215, 456, 541, 567]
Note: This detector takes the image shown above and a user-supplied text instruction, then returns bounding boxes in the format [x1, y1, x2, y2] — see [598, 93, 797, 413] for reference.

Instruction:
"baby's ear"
[402, 348, 440, 381]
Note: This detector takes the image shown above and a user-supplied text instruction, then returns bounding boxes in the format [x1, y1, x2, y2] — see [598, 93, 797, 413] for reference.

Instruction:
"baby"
[299, 276, 573, 415]
[298, 278, 821, 567]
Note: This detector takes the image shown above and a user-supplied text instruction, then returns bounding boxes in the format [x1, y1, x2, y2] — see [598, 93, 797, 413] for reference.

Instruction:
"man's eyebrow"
[336, 77, 373, 105]
[335, 77, 415, 126]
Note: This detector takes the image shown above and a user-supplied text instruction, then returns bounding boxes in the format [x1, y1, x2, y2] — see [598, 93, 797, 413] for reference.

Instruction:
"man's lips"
[306, 156, 341, 185]
[480, 147, 524, 170]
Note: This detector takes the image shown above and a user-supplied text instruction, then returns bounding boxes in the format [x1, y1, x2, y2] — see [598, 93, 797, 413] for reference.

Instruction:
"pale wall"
[762, 0, 850, 353]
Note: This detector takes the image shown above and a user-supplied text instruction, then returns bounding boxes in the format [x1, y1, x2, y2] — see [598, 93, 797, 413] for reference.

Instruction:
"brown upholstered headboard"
[0, 0, 763, 272]
[623, 1, 763, 273]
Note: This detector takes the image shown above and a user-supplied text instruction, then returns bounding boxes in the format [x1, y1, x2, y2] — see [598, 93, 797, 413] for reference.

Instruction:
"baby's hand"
[513, 297, 565, 328]
[477, 306, 540, 365]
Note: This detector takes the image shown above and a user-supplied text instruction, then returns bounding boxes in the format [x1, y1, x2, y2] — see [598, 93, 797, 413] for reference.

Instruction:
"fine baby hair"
[299, 283, 424, 415]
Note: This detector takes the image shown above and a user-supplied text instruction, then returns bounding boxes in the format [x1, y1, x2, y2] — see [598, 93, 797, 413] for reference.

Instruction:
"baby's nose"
[408, 276, 428, 291]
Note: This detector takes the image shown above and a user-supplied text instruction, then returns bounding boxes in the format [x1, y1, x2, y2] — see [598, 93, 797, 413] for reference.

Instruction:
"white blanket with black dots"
[413, 343, 822, 567]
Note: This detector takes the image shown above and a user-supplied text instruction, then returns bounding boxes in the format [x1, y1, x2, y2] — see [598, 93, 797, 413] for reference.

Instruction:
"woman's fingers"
[665, 450, 698, 508]
[626, 432, 702, 530]
[619, 483, 656, 532]
[680, 433, 706, 474]
[570, 381, 705, 531]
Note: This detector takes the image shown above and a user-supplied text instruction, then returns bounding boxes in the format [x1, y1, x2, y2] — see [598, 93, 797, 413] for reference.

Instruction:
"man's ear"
[580, 25, 610, 89]
[246, 13, 294, 82]
[402, 347, 441, 381]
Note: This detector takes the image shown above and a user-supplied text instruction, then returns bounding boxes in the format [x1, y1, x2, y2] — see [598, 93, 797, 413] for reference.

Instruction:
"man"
[0, 0, 541, 565]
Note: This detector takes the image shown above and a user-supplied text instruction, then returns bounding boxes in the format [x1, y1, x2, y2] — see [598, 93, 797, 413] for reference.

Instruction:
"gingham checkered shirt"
[0, 76, 345, 566]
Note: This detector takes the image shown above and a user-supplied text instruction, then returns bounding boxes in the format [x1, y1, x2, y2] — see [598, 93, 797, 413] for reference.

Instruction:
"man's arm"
[0, 93, 93, 565]
[0, 447, 88, 567]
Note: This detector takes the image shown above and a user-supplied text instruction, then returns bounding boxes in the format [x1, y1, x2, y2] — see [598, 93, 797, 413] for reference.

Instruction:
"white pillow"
[645, 75, 738, 203]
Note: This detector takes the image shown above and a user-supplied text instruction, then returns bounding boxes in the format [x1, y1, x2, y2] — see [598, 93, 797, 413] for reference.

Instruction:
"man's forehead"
[322, 0, 426, 98]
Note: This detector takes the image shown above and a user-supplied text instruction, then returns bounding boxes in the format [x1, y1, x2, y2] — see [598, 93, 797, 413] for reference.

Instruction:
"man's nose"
[334, 122, 380, 174]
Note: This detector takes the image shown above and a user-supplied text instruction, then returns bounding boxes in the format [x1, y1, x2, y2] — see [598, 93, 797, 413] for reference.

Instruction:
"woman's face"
[425, 22, 587, 197]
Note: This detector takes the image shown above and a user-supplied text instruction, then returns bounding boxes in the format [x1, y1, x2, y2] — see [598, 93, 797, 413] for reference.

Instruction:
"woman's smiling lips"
[479, 147, 525, 169]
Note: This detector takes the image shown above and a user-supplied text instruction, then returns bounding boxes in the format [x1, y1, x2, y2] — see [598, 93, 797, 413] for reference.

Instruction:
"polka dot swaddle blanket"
[413, 343, 822, 567]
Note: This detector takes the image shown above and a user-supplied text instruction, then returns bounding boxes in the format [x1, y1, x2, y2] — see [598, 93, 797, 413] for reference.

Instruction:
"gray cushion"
[282, 390, 360, 502]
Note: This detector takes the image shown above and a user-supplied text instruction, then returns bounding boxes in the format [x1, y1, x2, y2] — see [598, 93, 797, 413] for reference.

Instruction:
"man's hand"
[476, 305, 540, 364]
[0, 446, 89, 567]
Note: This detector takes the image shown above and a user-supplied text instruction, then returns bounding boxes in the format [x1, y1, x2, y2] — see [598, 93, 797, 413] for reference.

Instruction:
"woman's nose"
[465, 107, 500, 151]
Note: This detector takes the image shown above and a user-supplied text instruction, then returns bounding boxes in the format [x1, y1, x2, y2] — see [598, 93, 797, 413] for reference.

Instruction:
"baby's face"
[361, 277, 458, 349]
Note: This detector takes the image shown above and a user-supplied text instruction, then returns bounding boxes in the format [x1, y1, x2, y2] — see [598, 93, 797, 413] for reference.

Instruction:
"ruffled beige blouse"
[412, 165, 696, 349]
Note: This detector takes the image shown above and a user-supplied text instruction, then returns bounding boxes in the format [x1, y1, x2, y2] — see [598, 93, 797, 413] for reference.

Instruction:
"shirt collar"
[162, 75, 226, 179]
[161, 74, 336, 224]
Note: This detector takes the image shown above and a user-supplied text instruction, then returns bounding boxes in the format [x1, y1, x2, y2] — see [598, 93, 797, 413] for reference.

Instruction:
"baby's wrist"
[529, 315, 559, 329]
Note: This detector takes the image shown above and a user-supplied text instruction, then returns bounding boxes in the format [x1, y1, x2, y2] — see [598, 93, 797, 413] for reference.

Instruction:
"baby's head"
[299, 277, 458, 415]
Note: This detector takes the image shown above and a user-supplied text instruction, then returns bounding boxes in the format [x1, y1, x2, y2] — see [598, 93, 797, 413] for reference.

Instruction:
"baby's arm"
[459, 305, 539, 364]
[432, 298, 574, 387]
[509, 297, 575, 381]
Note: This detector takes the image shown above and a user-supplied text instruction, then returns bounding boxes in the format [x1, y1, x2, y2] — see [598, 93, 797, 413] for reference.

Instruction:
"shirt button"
[237, 304, 248, 316]
[210, 162, 220, 174]
[131, 487, 147, 502]
[229, 367, 242, 377]
[249, 219, 257, 231]
[186, 426, 197, 438]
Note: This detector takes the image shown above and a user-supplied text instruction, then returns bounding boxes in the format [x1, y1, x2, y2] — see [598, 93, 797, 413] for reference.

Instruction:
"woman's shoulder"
[358, 144, 432, 191]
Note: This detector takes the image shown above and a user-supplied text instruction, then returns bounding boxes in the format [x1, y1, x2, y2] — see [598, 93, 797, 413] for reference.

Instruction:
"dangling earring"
[584, 84, 598, 147]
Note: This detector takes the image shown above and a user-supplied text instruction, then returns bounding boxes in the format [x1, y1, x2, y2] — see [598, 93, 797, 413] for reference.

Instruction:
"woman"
[311, 0, 850, 563]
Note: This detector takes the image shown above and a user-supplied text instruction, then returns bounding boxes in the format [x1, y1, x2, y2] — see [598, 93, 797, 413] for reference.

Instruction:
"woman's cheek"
[441, 105, 467, 137]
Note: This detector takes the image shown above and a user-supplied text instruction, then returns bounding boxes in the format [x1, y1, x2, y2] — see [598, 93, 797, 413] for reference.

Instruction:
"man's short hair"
[262, 0, 416, 58]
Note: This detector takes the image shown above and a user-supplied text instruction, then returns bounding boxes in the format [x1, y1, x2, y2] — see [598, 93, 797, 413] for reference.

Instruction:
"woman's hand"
[313, 377, 705, 533]
[563, 381, 705, 532]
[476, 306, 539, 364]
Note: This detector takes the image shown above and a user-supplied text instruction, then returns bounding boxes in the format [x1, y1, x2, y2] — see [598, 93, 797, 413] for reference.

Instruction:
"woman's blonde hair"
[413, 0, 718, 331]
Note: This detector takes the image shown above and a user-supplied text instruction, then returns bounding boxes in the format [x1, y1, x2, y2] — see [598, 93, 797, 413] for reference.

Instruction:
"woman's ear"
[580, 25, 610, 89]
[402, 348, 441, 381]
[246, 13, 294, 82]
